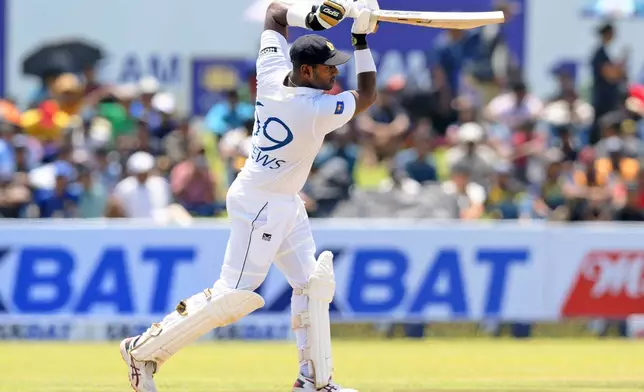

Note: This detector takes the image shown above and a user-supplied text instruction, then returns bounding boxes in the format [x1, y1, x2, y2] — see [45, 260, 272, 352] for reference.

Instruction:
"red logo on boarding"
[562, 250, 644, 317]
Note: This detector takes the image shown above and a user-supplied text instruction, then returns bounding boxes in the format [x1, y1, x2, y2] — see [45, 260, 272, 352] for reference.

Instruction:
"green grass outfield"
[1, 339, 642, 391]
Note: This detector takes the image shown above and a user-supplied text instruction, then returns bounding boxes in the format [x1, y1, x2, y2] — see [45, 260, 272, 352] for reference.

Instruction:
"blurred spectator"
[614, 182, 644, 221]
[486, 161, 524, 219]
[170, 144, 219, 217]
[218, 119, 254, 183]
[589, 22, 628, 145]
[94, 146, 122, 192]
[446, 122, 496, 187]
[521, 152, 568, 220]
[394, 125, 438, 184]
[356, 82, 410, 165]
[129, 76, 163, 127]
[430, 28, 481, 96]
[403, 67, 456, 136]
[442, 164, 486, 220]
[33, 161, 79, 218]
[108, 151, 171, 219]
[485, 80, 543, 131]
[76, 164, 108, 218]
[165, 117, 201, 167]
[205, 89, 255, 139]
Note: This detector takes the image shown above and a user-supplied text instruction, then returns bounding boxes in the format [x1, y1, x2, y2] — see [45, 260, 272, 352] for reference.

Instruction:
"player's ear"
[300, 64, 313, 79]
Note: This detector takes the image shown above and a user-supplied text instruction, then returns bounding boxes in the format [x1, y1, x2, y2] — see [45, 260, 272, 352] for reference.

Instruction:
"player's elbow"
[267, 1, 284, 17]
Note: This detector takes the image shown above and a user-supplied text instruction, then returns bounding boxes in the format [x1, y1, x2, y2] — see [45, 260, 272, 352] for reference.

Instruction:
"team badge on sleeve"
[334, 101, 345, 115]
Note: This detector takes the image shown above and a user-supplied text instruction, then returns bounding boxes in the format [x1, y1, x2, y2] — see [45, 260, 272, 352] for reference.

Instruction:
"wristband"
[354, 48, 376, 74]
[287, 3, 314, 29]
[351, 33, 368, 50]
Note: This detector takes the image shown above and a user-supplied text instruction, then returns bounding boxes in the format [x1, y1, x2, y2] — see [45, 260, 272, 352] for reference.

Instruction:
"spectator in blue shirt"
[34, 161, 80, 218]
[429, 29, 481, 96]
[205, 90, 255, 138]
[394, 128, 438, 184]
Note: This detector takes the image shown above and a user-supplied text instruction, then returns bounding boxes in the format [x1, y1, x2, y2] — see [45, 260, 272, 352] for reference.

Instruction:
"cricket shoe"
[292, 373, 359, 392]
[120, 337, 158, 392]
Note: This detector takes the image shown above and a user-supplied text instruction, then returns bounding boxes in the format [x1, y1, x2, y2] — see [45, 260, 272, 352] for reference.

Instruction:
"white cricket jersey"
[233, 30, 357, 195]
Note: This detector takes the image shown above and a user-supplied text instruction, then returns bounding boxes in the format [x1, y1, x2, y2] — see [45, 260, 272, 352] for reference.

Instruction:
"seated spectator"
[306, 156, 353, 218]
[205, 89, 255, 139]
[394, 129, 438, 184]
[567, 163, 616, 221]
[170, 145, 219, 217]
[165, 117, 199, 167]
[486, 161, 524, 219]
[150, 92, 178, 140]
[356, 83, 410, 165]
[446, 122, 496, 187]
[33, 162, 80, 218]
[77, 164, 108, 218]
[549, 124, 581, 162]
[442, 164, 487, 220]
[129, 76, 162, 127]
[94, 146, 122, 192]
[108, 151, 172, 220]
[520, 153, 568, 220]
[485, 80, 543, 132]
[509, 120, 547, 184]
[315, 124, 359, 177]
[614, 182, 644, 221]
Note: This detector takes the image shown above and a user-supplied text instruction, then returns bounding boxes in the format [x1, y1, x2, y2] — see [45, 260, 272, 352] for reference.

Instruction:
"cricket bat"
[367, 10, 505, 30]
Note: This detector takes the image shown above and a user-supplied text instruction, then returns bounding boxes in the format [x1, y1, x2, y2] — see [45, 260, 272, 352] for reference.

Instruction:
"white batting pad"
[293, 251, 336, 388]
[129, 281, 265, 364]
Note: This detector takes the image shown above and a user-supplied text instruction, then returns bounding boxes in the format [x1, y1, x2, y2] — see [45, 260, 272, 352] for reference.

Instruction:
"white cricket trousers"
[218, 181, 316, 373]
[218, 180, 317, 295]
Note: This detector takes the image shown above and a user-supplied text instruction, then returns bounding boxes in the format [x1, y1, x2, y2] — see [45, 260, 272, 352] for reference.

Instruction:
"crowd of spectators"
[1, 20, 644, 224]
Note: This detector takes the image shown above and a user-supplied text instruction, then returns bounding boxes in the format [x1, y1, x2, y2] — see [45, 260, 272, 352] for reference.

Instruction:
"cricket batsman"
[119, 0, 379, 390]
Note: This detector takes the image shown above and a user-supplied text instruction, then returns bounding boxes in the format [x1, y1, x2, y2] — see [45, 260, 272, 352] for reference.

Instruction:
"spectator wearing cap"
[150, 92, 178, 140]
[356, 81, 410, 165]
[446, 122, 496, 187]
[129, 76, 163, 128]
[442, 163, 487, 220]
[76, 164, 108, 218]
[205, 89, 255, 139]
[589, 22, 628, 145]
[170, 144, 219, 217]
[108, 151, 172, 220]
[33, 161, 80, 218]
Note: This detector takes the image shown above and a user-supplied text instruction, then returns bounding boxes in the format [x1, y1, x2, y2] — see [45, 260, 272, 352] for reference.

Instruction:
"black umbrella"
[21, 39, 104, 78]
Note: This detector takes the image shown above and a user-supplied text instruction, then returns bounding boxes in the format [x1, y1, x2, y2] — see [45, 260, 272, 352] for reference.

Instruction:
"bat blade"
[373, 10, 505, 30]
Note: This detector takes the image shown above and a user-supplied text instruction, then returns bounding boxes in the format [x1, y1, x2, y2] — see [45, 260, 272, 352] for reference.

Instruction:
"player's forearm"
[352, 34, 377, 115]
